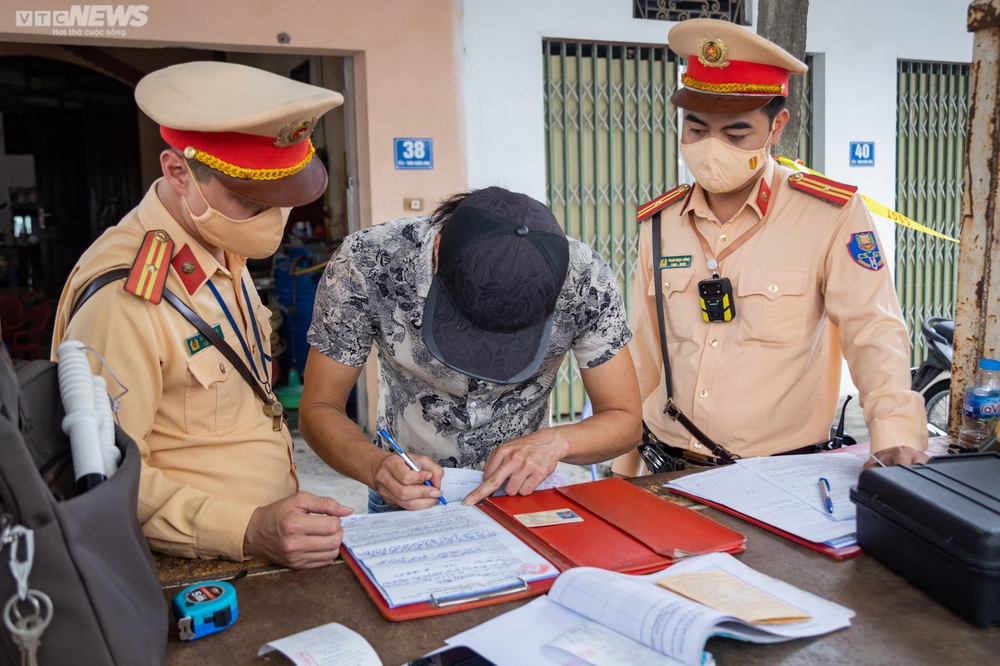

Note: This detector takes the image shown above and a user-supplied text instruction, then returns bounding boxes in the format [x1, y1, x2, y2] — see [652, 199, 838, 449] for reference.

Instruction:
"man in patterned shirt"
[300, 187, 642, 510]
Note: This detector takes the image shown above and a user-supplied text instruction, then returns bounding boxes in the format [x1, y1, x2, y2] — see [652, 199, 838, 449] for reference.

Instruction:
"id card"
[513, 508, 583, 528]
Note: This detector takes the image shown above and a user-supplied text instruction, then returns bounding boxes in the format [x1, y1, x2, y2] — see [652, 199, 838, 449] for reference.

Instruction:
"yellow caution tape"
[777, 157, 960, 244]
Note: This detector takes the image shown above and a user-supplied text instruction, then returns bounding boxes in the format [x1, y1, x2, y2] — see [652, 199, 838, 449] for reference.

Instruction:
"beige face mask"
[182, 169, 291, 259]
[680, 132, 773, 194]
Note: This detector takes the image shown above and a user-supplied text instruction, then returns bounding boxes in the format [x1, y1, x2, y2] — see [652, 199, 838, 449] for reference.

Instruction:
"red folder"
[480, 478, 746, 572]
[343, 478, 746, 621]
[668, 488, 862, 560]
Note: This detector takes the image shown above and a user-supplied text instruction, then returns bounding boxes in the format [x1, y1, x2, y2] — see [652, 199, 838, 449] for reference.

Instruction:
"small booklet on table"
[445, 552, 855, 666]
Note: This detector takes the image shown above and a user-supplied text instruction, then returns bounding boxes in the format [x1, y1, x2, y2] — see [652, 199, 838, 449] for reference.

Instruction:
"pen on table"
[378, 428, 447, 505]
[818, 477, 834, 515]
[869, 452, 888, 468]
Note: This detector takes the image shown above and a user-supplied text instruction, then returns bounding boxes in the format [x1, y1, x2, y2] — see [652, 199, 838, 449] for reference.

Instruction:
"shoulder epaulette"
[788, 172, 858, 207]
[123, 229, 174, 305]
[637, 184, 691, 222]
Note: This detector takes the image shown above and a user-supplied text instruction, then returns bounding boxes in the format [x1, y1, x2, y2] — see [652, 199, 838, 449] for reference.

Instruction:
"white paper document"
[341, 503, 556, 607]
[439, 468, 569, 504]
[446, 553, 851, 666]
[258, 622, 381, 666]
[543, 620, 688, 666]
[737, 453, 863, 522]
[666, 455, 862, 545]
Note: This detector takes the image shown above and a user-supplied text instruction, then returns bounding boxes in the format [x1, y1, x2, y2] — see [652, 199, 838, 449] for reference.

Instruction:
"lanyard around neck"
[206, 277, 271, 390]
[690, 169, 778, 274]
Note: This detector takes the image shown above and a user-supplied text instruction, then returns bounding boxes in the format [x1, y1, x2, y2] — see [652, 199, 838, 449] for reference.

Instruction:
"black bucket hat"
[423, 187, 570, 384]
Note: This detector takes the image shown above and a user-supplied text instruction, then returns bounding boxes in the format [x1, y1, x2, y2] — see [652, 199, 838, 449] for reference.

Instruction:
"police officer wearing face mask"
[613, 19, 929, 475]
[50, 62, 354, 569]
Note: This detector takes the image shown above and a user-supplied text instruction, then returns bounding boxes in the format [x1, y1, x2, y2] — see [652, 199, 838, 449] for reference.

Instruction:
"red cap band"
[160, 126, 313, 179]
[683, 58, 789, 97]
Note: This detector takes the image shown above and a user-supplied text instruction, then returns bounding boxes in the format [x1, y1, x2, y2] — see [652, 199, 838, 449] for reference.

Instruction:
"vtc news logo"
[15, 5, 149, 28]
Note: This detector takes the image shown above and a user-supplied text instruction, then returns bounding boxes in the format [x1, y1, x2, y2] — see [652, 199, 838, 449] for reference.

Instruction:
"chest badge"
[659, 255, 692, 269]
[186, 324, 225, 355]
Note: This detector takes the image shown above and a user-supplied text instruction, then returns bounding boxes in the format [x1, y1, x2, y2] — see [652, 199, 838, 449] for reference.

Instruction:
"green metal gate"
[895, 61, 970, 365]
[543, 41, 680, 421]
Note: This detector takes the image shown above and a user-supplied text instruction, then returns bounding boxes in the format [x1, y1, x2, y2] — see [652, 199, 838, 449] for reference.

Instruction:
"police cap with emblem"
[135, 61, 344, 207]
[669, 18, 808, 113]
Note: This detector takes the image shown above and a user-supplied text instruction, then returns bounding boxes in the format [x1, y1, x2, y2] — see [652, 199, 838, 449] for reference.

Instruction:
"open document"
[439, 468, 569, 504]
[340, 504, 557, 608]
[666, 453, 864, 546]
[445, 552, 854, 666]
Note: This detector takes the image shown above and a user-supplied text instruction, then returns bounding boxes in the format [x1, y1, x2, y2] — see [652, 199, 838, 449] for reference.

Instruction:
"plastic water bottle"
[957, 358, 1000, 451]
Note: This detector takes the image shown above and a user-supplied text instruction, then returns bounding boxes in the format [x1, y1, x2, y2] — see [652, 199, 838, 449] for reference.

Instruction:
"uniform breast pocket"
[253, 301, 275, 357]
[736, 268, 814, 347]
[648, 268, 697, 341]
[185, 347, 256, 436]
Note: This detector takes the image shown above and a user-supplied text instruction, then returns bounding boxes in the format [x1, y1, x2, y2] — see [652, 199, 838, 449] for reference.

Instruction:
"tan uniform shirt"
[614, 159, 927, 475]
[51, 182, 296, 560]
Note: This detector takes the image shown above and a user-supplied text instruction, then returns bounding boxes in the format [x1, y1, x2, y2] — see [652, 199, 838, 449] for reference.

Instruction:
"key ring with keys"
[3, 589, 53, 636]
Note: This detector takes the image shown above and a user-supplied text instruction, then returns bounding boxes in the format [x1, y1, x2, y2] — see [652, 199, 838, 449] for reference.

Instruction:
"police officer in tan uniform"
[51, 62, 352, 568]
[613, 20, 929, 475]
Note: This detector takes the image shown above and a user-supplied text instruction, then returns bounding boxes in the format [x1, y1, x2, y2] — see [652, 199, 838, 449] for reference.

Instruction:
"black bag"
[0, 347, 166, 664]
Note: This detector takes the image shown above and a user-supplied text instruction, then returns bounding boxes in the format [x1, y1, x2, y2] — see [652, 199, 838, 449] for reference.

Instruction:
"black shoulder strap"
[71, 268, 130, 320]
[160, 289, 271, 405]
[652, 212, 673, 398]
[650, 212, 736, 464]
[69, 270, 272, 406]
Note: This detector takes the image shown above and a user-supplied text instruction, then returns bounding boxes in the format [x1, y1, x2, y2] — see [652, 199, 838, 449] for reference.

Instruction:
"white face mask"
[680, 132, 773, 194]
[182, 170, 291, 259]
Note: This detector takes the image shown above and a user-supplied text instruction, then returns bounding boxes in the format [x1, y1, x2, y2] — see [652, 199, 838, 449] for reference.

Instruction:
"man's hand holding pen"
[372, 429, 445, 510]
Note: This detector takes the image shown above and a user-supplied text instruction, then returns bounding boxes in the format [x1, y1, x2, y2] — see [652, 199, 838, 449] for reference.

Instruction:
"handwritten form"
[341, 504, 556, 607]
[666, 454, 864, 544]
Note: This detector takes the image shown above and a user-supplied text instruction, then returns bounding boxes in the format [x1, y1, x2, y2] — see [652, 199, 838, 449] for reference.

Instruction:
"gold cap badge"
[274, 118, 317, 147]
[696, 37, 729, 69]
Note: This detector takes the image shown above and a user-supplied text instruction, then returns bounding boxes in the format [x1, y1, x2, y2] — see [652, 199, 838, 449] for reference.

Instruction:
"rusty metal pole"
[952, 1, 1000, 434]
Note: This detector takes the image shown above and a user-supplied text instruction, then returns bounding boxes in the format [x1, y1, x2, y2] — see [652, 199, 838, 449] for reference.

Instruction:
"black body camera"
[698, 276, 735, 323]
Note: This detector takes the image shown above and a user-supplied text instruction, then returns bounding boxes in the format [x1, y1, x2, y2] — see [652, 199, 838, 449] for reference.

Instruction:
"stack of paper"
[666, 453, 864, 547]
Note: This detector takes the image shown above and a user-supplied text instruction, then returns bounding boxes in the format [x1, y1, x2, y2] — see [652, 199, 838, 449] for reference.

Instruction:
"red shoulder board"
[123, 230, 174, 305]
[637, 184, 691, 222]
[788, 172, 858, 207]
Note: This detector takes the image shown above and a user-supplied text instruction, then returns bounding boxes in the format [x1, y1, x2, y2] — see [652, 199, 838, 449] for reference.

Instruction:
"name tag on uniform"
[659, 255, 692, 269]
[186, 324, 225, 356]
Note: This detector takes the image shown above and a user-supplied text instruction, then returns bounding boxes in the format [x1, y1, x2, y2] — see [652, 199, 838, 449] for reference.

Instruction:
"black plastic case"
[851, 453, 1000, 627]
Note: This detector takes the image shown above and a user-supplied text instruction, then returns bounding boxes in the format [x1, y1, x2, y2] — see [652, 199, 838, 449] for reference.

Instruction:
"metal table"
[161, 472, 1000, 665]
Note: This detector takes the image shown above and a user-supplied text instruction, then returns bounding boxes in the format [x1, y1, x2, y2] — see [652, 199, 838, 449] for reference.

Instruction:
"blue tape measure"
[171, 580, 239, 641]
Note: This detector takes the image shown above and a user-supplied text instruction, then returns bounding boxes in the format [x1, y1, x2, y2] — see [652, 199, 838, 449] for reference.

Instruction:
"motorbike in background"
[911, 316, 954, 434]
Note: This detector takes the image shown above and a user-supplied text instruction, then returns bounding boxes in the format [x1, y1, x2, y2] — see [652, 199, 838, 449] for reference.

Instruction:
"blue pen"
[818, 477, 834, 514]
[378, 428, 447, 505]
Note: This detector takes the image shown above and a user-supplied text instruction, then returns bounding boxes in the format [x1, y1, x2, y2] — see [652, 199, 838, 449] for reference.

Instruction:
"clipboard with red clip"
[667, 488, 863, 560]
[342, 478, 746, 621]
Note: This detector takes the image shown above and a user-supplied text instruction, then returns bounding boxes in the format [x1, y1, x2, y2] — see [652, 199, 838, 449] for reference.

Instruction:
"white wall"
[807, 0, 973, 266]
